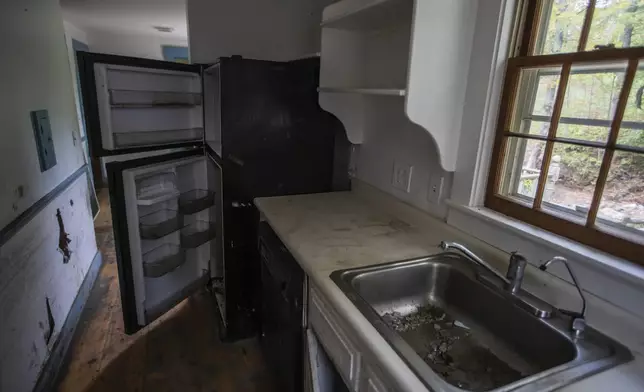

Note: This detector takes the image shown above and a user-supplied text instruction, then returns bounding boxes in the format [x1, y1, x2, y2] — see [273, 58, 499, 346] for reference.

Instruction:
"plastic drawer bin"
[142, 244, 185, 278]
[178, 189, 215, 214]
[139, 209, 183, 239]
[180, 221, 216, 248]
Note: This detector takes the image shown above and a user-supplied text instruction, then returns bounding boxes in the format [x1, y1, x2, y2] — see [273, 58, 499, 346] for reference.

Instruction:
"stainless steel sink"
[331, 254, 632, 392]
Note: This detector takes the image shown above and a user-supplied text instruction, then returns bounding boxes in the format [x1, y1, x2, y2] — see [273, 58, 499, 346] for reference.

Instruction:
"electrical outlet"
[392, 161, 413, 193]
[428, 174, 445, 203]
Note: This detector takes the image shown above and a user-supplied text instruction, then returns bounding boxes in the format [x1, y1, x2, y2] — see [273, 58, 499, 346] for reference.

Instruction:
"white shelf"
[318, 87, 406, 96]
[137, 189, 180, 206]
[319, 0, 477, 171]
[321, 0, 414, 31]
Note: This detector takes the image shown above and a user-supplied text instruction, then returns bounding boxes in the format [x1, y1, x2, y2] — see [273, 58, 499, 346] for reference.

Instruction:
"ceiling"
[60, 0, 188, 39]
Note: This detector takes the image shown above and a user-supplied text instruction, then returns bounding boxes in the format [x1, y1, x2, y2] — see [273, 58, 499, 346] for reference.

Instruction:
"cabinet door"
[78, 51, 203, 157]
[306, 329, 350, 392]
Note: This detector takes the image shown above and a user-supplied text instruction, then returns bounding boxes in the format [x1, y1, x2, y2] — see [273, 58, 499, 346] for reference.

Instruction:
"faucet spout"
[506, 253, 528, 295]
[439, 241, 510, 285]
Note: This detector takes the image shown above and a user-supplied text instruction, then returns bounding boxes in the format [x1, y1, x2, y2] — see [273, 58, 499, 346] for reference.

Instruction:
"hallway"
[56, 190, 273, 392]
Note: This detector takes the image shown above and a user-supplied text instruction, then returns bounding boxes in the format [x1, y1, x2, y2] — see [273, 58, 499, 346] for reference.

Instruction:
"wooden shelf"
[318, 87, 406, 96]
[321, 0, 414, 31]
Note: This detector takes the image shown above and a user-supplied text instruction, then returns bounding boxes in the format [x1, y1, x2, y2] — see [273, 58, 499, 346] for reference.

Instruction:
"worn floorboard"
[56, 189, 274, 392]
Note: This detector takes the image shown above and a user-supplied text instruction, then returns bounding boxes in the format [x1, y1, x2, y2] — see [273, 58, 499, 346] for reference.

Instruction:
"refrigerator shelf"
[139, 209, 184, 239]
[113, 128, 204, 148]
[110, 89, 202, 107]
[142, 244, 186, 278]
[180, 220, 216, 248]
[178, 189, 216, 214]
[136, 171, 179, 206]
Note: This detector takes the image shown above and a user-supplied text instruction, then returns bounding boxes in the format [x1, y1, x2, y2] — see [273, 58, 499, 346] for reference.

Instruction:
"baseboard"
[32, 251, 103, 392]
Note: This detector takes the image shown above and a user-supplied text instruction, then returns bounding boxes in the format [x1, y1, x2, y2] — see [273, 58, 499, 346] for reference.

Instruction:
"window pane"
[498, 137, 547, 206]
[586, 0, 644, 51]
[557, 124, 610, 143]
[618, 61, 644, 147]
[617, 128, 644, 146]
[597, 151, 644, 241]
[511, 67, 562, 136]
[560, 63, 627, 121]
[536, 0, 591, 54]
[541, 143, 605, 222]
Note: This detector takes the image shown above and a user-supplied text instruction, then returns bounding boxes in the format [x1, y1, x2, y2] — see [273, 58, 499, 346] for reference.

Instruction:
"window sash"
[485, 47, 644, 264]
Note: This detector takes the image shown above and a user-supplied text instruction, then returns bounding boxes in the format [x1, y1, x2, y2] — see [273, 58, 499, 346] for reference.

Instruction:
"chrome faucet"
[506, 252, 528, 294]
[440, 241, 553, 319]
[439, 241, 527, 294]
[539, 256, 587, 338]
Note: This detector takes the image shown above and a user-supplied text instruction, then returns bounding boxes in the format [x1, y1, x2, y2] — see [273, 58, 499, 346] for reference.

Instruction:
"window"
[486, 0, 644, 264]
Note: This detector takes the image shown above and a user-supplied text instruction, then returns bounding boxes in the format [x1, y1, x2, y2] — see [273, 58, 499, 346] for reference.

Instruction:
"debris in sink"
[454, 320, 469, 330]
[381, 304, 445, 332]
[382, 305, 526, 392]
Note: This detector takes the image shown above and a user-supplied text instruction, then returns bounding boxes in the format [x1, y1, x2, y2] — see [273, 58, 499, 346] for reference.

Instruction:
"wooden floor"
[56, 190, 274, 392]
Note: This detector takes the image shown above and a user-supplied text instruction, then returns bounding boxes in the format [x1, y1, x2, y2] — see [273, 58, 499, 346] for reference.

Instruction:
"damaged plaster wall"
[0, 0, 98, 390]
[0, 174, 97, 392]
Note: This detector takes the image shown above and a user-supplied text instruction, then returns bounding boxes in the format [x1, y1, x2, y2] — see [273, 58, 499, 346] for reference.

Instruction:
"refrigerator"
[78, 52, 347, 340]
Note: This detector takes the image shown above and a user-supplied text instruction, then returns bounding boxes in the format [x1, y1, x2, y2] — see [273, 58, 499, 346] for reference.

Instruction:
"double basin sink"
[331, 253, 632, 392]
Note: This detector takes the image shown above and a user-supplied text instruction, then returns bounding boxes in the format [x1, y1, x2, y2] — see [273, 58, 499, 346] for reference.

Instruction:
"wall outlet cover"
[428, 174, 445, 203]
[392, 161, 413, 193]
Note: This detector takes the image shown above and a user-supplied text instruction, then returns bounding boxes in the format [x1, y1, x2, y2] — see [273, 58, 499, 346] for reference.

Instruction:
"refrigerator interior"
[203, 64, 222, 156]
[121, 155, 223, 325]
[94, 64, 203, 151]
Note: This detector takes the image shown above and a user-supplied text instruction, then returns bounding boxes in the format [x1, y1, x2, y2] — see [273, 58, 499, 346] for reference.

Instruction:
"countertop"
[255, 184, 644, 392]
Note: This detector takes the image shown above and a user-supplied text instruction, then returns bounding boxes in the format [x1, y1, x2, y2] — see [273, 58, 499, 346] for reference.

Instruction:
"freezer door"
[78, 51, 203, 158]
[107, 149, 218, 334]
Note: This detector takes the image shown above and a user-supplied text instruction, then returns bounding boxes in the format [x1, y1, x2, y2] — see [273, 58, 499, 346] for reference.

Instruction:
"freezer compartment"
[93, 63, 203, 151]
[142, 243, 186, 278]
[114, 128, 204, 149]
[110, 90, 202, 107]
[181, 221, 217, 248]
[178, 189, 216, 214]
[139, 209, 184, 239]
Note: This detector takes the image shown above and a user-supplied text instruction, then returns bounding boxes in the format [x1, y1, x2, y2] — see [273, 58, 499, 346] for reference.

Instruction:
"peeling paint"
[44, 297, 54, 344]
[56, 209, 72, 263]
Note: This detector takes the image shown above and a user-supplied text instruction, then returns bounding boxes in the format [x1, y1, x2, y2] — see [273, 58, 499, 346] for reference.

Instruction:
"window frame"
[485, 0, 644, 264]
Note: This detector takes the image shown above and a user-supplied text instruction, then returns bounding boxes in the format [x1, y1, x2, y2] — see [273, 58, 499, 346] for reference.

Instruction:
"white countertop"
[255, 184, 644, 392]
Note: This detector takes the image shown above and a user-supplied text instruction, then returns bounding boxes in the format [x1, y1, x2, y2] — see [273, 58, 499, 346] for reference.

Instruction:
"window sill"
[446, 199, 644, 302]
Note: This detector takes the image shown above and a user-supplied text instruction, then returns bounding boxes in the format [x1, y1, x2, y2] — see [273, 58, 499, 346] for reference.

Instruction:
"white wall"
[88, 29, 188, 60]
[0, 1, 98, 390]
[187, 0, 334, 63]
[0, 2, 87, 229]
[353, 98, 453, 219]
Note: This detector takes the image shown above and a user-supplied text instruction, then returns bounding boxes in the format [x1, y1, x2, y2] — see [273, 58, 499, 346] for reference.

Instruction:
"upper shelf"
[110, 90, 202, 108]
[318, 0, 478, 171]
[321, 0, 414, 31]
[318, 87, 406, 96]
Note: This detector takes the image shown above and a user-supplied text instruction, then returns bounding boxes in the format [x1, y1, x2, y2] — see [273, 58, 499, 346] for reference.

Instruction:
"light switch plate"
[428, 174, 445, 203]
[392, 161, 413, 193]
[31, 110, 57, 172]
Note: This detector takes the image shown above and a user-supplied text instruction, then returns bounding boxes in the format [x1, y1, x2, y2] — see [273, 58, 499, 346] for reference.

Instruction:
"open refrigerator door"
[107, 150, 224, 333]
[78, 52, 204, 157]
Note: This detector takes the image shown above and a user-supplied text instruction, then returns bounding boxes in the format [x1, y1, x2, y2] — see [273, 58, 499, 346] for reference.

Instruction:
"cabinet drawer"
[309, 285, 360, 390]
